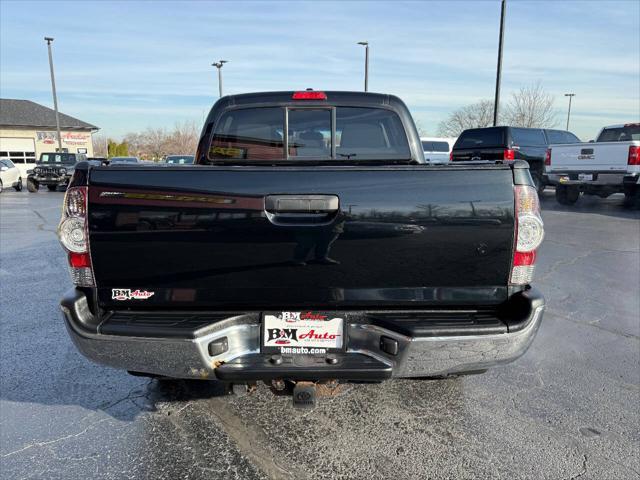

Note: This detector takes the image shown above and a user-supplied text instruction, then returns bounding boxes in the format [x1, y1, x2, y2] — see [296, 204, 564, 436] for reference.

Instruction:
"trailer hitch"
[292, 381, 317, 409]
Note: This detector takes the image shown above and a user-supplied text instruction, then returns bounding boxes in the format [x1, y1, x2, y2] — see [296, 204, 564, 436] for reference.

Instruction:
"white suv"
[0, 159, 23, 193]
[420, 137, 457, 164]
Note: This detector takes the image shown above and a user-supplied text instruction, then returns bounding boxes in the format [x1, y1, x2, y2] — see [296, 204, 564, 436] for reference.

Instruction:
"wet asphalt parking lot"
[0, 187, 638, 480]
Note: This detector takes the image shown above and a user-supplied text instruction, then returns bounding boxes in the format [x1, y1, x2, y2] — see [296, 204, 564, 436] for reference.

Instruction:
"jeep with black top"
[28, 152, 87, 192]
[58, 91, 545, 407]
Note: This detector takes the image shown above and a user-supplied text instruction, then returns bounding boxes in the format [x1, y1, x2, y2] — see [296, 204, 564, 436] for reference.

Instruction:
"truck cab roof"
[218, 90, 403, 107]
[197, 90, 424, 165]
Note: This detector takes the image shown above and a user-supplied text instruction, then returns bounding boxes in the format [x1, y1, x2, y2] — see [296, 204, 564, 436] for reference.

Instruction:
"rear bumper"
[60, 288, 545, 381]
[546, 171, 632, 187]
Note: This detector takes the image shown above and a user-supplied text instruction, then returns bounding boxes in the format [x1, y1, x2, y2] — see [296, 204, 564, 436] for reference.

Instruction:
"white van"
[420, 137, 457, 164]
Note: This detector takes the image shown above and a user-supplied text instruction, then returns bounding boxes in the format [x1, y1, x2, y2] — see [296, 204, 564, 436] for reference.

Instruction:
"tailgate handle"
[265, 195, 339, 214]
[581, 148, 594, 155]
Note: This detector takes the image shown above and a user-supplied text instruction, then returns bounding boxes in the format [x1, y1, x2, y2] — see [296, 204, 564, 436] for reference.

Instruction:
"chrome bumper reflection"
[348, 305, 544, 377]
[61, 302, 544, 380]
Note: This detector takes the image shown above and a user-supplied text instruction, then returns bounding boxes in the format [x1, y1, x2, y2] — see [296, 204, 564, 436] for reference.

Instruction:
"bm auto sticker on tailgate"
[262, 312, 344, 354]
[112, 289, 155, 301]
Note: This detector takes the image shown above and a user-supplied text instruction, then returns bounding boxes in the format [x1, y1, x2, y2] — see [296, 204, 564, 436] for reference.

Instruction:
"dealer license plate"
[262, 312, 344, 354]
[578, 173, 593, 181]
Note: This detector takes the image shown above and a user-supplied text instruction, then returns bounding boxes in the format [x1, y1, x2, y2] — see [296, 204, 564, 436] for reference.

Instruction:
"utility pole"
[44, 37, 63, 153]
[493, 0, 506, 126]
[357, 41, 369, 92]
[212, 60, 228, 97]
[564, 93, 576, 130]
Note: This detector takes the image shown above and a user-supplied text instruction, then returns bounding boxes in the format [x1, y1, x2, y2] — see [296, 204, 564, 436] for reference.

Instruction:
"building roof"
[0, 99, 98, 130]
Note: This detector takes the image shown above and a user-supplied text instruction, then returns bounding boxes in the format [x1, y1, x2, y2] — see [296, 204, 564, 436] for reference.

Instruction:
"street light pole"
[492, 0, 506, 126]
[44, 37, 63, 153]
[564, 93, 576, 130]
[212, 60, 228, 97]
[357, 41, 369, 92]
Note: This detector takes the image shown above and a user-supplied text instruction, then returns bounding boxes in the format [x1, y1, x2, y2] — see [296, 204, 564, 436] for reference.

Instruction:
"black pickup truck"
[58, 91, 545, 407]
[451, 126, 581, 193]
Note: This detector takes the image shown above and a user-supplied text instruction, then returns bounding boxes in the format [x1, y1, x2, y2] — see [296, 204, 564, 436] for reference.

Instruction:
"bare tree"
[167, 121, 199, 154]
[151, 127, 171, 160]
[117, 123, 200, 160]
[437, 100, 495, 137]
[437, 83, 557, 136]
[92, 134, 108, 157]
[123, 132, 146, 158]
[504, 82, 556, 128]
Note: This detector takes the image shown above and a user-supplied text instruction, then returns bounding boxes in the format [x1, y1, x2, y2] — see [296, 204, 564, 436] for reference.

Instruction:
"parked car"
[27, 152, 88, 192]
[58, 91, 545, 408]
[164, 155, 195, 164]
[451, 126, 581, 193]
[0, 159, 23, 192]
[546, 123, 640, 207]
[89, 157, 109, 166]
[109, 156, 140, 165]
[420, 137, 456, 164]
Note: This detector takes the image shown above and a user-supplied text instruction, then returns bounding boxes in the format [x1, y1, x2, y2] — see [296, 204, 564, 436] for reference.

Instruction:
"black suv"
[27, 152, 88, 192]
[451, 126, 581, 192]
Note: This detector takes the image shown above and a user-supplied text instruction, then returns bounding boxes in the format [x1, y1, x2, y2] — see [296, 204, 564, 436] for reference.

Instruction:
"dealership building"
[0, 98, 99, 176]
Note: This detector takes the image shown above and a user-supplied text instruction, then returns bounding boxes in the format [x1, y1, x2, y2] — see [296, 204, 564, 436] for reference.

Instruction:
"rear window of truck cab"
[545, 130, 581, 144]
[510, 128, 546, 146]
[207, 106, 411, 162]
[455, 128, 504, 149]
[422, 141, 450, 152]
[597, 125, 640, 142]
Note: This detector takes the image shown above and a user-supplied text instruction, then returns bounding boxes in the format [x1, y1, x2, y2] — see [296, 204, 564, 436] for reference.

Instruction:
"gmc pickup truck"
[545, 123, 640, 207]
[58, 91, 545, 407]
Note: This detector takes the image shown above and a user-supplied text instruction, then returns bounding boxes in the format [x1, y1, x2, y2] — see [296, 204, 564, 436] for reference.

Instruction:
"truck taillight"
[58, 186, 94, 286]
[504, 149, 516, 161]
[545, 148, 551, 166]
[628, 146, 640, 166]
[511, 185, 544, 285]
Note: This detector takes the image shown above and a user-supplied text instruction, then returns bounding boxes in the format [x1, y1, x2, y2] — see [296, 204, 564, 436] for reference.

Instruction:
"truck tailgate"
[88, 165, 515, 309]
[549, 142, 631, 171]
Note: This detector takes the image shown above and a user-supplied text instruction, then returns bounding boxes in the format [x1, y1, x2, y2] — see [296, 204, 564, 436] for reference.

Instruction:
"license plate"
[262, 312, 345, 354]
[578, 173, 593, 181]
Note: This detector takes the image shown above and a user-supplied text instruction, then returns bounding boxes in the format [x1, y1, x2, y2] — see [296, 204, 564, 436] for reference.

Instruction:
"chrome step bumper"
[60, 289, 544, 380]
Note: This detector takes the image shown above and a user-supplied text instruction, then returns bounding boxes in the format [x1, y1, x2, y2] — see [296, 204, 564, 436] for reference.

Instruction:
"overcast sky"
[1, 0, 638, 140]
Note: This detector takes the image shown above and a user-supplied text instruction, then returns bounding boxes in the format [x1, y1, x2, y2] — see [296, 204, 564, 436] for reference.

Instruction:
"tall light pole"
[212, 60, 228, 97]
[44, 37, 63, 153]
[564, 93, 576, 130]
[357, 41, 369, 92]
[492, 0, 506, 126]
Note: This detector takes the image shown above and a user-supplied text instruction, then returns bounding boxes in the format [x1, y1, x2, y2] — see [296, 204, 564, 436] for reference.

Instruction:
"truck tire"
[0, 180, 3, 193]
[27, 179, 39, 192]
[14, 177, 22, 191]
[623, 188, 640, 209]
[555, 185, 580, 205]
[47, 185, 58, 192]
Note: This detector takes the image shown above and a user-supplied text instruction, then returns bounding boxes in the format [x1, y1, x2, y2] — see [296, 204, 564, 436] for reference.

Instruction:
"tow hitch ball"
[233, 380, 332, 409]
[292, 381, 317, 409]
